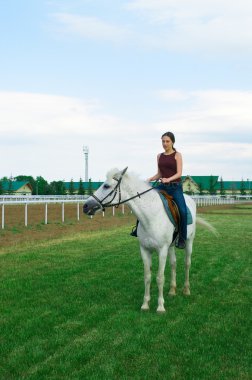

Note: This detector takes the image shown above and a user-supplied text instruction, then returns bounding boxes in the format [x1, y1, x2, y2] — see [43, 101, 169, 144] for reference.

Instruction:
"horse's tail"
[196, 216, 219, 236]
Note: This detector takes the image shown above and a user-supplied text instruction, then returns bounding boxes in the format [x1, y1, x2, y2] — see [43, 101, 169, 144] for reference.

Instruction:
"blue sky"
[0, 0, 252, 182]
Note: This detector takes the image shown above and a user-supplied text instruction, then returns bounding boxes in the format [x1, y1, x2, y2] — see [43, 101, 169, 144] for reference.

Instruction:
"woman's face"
[162, 136, 173, 151]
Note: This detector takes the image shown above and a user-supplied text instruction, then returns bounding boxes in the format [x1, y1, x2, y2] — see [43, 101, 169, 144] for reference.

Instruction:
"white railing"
[191, 195, 252, 206]
[0, 194, 88, 203]
[0, 195, 251, 229]
[0, 196, 126, 229]
[191, 196, 235, 207]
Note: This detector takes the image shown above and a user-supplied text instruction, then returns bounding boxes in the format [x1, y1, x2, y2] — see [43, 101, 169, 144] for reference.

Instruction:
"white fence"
[191, 196, 235, 207]
[0, 196, 125, 229]
[0, 194, 88, 202]
[0, 195, 251, 229]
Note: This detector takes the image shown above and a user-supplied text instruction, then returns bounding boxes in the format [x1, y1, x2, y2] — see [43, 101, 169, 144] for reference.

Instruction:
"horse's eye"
[103, 184, 110, 189]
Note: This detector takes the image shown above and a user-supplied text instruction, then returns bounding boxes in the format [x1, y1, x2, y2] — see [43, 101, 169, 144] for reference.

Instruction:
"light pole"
[83, 146, 89, 183]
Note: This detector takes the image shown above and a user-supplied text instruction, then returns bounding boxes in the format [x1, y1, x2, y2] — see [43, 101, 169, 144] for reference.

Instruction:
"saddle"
[159, 190, 180, 227]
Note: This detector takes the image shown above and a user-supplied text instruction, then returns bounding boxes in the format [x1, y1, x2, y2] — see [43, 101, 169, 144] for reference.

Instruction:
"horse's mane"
[106, 168, 151, 190]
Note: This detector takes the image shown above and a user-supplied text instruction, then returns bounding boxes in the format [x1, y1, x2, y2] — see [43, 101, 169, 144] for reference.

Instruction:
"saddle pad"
[159, 192, 193, 227]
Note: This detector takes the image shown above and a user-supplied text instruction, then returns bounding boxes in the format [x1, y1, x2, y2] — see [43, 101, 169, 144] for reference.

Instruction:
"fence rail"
[0, 197, 126, 229]
[0, 195, 251, 229]
[191, 196, 234, 207]
[0, 194, 88, 203]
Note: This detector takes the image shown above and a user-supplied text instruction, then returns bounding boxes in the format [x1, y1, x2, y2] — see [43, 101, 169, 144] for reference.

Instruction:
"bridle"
[91, 167, 158, 211]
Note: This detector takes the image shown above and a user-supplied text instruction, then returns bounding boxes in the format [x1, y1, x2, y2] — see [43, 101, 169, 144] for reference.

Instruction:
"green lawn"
[0, 213, 251, 379]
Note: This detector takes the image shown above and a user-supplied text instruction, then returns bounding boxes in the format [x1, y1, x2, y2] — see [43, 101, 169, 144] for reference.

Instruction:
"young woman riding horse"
[131, 131, 187, 249]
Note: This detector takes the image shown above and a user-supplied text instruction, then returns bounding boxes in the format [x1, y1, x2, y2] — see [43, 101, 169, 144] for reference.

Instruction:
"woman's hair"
[161, 131, 176, 151]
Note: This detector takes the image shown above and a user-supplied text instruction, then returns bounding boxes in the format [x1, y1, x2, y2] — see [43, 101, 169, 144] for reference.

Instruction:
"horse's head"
[83, 167, 128, 216]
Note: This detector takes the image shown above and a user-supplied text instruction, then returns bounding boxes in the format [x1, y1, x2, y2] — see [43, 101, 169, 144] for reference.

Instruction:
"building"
[182, 175, 219, 194]
[64, 177, 251, 196]
[1, 181, 33, 195]
[1, 177, 249, 196]
[215, 180, 251, 195]
[181, 176, 251, 195]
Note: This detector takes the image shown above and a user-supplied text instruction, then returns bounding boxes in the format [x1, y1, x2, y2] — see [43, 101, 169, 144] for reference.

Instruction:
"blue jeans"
[157, 182, 187, 241]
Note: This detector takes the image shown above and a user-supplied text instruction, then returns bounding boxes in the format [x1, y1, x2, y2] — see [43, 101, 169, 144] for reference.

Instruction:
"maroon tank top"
[158, 152, 181, 182]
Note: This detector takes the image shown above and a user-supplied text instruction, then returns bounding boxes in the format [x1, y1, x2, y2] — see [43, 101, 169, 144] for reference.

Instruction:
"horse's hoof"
[141, 304, 149, 311]
[157, 306, 166, 313]
[183, 287, 191, 296]
[169, 288, 176, 296]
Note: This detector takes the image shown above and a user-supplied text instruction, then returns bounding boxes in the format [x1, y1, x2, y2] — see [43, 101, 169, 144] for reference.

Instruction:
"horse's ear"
[121, 167, 128, 176]
[113, 167, 128, 181]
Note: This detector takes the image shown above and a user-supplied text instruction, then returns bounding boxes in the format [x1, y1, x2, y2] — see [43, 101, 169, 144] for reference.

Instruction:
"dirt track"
[1, 202, 251, 252]
[0, 204, 135, 251]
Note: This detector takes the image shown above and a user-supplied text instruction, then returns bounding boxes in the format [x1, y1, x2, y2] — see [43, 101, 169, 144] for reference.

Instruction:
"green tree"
[0, 180, 3, 195]
[219, 177, 226, 196]
[198, 182, 204, 195]
[58, 181, 66, 195]
[44, 183, 54, 195]
[240, 179, 246, 195]
[78, 178, 85, 195]
[49, 181, 66, 195]
[246, 179, 251, 195]
[69, 179, 75, 195]
[35, 176, 48, 195]
[88, 178, 93, 195]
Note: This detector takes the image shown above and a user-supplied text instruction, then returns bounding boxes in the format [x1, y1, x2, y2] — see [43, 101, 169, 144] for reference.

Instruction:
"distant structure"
[83, 146, 89, 182]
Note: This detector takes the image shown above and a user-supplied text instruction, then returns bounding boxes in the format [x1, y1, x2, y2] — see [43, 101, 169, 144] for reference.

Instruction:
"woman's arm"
[146, 154, 162, 182]
[161, 152, 183, 183]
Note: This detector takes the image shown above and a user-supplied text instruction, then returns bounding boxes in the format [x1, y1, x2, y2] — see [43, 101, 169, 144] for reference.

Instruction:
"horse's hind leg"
[168, 245, 176, 296]
[140, 246, 152, 311]
[183, 238, 193, 295]
[156, 247, 168, 313]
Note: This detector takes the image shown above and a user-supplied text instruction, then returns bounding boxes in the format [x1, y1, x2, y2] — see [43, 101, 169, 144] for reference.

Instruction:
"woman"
[131, 131, 187, 249]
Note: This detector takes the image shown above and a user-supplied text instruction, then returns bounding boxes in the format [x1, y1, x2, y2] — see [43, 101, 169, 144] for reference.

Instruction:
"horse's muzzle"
[83, 198, 102, 216]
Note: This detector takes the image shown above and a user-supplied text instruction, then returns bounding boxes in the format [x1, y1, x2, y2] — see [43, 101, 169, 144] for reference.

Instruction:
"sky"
[0, 0, 252, 183]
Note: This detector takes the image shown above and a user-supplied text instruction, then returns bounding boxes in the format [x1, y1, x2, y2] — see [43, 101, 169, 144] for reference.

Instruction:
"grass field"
[0, 204, 251, 379]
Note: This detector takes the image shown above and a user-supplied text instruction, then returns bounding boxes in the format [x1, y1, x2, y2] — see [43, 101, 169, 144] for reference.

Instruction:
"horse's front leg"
[183, 239, 193, 295]
[168, 245, 177, 296]
[140, 245, 152, 311]
[157, 247, 168, 313]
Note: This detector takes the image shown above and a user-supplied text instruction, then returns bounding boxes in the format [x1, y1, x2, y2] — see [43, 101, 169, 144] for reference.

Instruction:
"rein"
[91, 171, 159, 211]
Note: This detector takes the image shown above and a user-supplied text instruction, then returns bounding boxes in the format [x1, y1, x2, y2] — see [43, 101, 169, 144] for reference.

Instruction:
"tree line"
[184, 176, 252, 196]
[0, 175, 251, 196]
[0, 175, 94, 195]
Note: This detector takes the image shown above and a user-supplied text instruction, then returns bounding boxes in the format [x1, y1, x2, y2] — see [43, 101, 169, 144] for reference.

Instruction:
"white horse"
[83, 167, 216, 313]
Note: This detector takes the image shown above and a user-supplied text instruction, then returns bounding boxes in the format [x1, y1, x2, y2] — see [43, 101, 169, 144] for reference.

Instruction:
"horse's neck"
[124, 177, 160, 226]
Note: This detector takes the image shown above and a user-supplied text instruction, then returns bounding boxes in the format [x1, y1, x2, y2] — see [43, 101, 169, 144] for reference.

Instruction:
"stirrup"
[130, 225, 138, 237]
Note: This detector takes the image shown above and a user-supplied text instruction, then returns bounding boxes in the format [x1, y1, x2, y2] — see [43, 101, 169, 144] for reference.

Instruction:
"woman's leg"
[171, 184, 187, 246]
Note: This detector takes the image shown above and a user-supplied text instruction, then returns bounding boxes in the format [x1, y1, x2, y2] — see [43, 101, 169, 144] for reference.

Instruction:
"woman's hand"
[161, 178, 170, 184]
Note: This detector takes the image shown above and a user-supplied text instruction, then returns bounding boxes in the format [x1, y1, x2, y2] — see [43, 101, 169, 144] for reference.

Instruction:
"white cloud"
[0, 91, 139, 181]
[153, 88, 252, 179]
[158, 90, 189, 102]
[0, 92, 119, 136]
[51, 13, 133, 42]
[47, 2, 252, 55]
[182, 142, 252, 180]
[157, 89, 252, 135]
[0, 90, 251, 181]
[125, 0, 252, 54]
